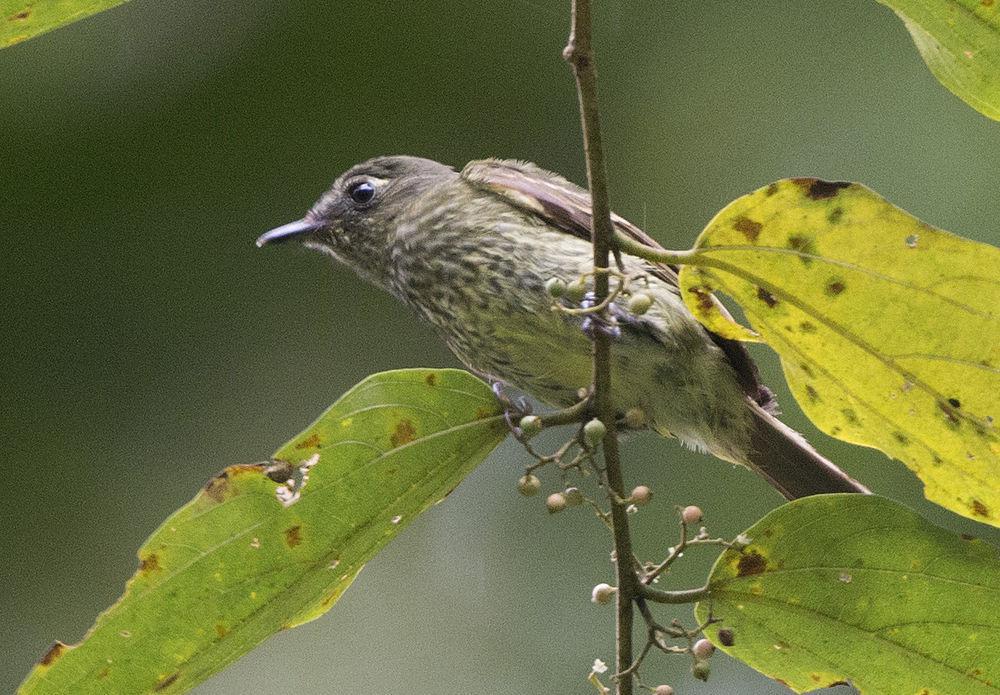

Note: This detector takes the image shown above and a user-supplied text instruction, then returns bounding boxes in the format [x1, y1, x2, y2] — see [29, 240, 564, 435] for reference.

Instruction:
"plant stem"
[564, 3, 637, 693]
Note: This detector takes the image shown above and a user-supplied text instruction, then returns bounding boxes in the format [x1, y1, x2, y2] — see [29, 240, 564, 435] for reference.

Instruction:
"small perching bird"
[257, 156, 868, 499]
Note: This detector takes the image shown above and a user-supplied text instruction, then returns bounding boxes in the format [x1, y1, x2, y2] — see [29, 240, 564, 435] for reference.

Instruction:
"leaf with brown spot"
[877, 0, 1000, 120]
[1, 0, 131, 49]
[696, 495, 1000, 694]
[679, 179, 1000, 526]
[17, 369, 506, 695]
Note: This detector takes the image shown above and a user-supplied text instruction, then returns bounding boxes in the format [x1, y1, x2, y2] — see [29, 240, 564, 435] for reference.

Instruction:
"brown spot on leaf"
[825, 279, 846, 296]
[948, 397, 961, 409]
[687, 286, 715, 314]
[390, 419, 417, 447]
[215, 623, 229, 639]
[799, 362, 815, 378]
[961, 533, 976, 541]
[736, 551, 768, 577]
[793, 178, 851, 200]
[827, 207, 844, 224]
[756, 287, 778, 308]
[8, 6, 31, 21]
[97, 667, 110, 679]
[39, 641, 66, 667]
[204, 472, 229, 502]
[284, 525, 302, 548]
[799, 321, 817, 333]
[733, 216, 763, 242]
[939, 401, 961, 427]
[811, 674, 822, 683]
[154, 672, 180, 691]
[425, 372, 438, 386]
[139, 553, 161, 574]
[295, 433, 321, 450]
[805, 385, 819, 402]
[841, 408, 859, 426]
[983, 0, 995, 7]
[971, 499, 990, 518]
[892, 431, 909, 446]
[765, 183, 779, 197]
[474, 406, 493, 419]
[787, 234, 816, 262]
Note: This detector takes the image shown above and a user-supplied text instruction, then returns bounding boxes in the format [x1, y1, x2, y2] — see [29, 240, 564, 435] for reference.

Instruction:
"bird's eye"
[347, 180, 376, 205]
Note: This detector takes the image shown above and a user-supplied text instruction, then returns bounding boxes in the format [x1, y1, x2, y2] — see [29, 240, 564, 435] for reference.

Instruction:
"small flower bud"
[692, 638, 715, 659]
[731, 533, 752, 550]
[565, 278, 587, 303]
[517, 474, 541, 497]
[681, 505, 703, 524]
[692, 660, 711, 681]
[564, 487, 584, 506]
[518, 415, 542, 437]
[718, 628, 735, 647]
[591, 582, 616, 604]
[630, 485, 652, 506]
[623, 407, 646, 429]
[546, 492, 568, 513]
[628, 292, 653, 315]
[583, 418, 606, 446]
[545, 277, 567, 298]
[654, 686, 675, 695]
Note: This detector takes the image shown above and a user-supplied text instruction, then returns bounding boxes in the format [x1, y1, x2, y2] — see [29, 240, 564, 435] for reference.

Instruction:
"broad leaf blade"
[1, 0, 129, 48]
[878, 0, 1000, 120]
[19, 368, 506, 695]
[695, 494, 1000, 694]
[678, 179, 1000, 525]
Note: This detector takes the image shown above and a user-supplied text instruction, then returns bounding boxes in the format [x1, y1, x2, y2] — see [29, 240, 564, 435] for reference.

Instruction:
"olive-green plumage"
[258, 155, 867, 499]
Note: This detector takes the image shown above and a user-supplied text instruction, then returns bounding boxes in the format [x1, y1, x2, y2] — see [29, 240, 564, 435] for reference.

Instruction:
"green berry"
[692, 660, 711, 681]
[517, 474, 541, 497]
[545, 277, 567, 298]
[565, 278, 587, 303]
[518, 414, 542, 437]
[628, 292, 653, 315]
[583, 418, 606, 446]
[624, 407, 646, 429]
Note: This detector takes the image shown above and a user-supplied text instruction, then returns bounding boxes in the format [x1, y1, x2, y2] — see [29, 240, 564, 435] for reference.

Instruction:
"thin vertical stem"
[564, 3, 637, 693]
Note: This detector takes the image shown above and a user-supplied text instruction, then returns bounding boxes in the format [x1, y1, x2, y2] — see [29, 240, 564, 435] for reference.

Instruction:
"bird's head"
[256, 155, 457, 283]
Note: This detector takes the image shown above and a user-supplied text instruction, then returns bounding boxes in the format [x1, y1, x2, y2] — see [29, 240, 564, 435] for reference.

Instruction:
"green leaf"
[18, 368, 506, 695]
[1, 0, 129, 48]
[877, 0, 1000, 120]
[695, 494, 1000, 694]
[678, 178, 1000, 526]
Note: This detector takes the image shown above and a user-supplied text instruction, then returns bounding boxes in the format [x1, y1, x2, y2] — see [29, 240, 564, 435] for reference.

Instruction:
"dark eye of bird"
[347, 180, 376, 205]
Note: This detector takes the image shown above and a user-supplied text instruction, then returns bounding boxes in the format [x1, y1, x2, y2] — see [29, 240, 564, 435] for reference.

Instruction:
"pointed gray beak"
[255, 218, 322, 248]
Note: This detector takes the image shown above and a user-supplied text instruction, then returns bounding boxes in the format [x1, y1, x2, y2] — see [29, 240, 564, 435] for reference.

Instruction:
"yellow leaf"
[679, 178, 1000, 525]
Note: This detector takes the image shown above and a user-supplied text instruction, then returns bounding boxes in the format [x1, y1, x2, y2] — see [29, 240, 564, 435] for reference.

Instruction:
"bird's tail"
[739, 402, 869, 500]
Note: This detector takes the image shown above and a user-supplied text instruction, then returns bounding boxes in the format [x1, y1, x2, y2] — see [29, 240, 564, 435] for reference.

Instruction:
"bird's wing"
[461, 158, 776, 411]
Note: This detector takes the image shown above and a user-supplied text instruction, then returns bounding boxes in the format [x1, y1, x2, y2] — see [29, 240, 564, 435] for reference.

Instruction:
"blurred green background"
[2, 1, 998, 693]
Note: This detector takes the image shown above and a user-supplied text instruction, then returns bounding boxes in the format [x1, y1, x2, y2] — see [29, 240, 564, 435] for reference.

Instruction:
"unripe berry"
[564, 487, 584, 506]
[654, 686, 675, 695]
[565, 278, 587, 303]
[517, 474, 541, 497]
[624, 407, 646, 429]
[583, 418, 606, 446]
[630, 485, 652, 506]
[545, 277, 567, 298]
[692, 660, 711, 681]
[546, 492, 568, 513]
[692, 638, 715, 659]
[628, 292, 653, 315]
[590, 582, 616, 604]
[518, 414, 542, 437]
[681, 505, 703, 524]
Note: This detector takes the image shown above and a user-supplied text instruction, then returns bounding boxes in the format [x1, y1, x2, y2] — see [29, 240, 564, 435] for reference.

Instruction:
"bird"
[256, 155, 868, 499]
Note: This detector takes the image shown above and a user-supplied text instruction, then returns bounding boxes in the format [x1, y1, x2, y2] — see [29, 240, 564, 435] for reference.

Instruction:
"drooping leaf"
[678, 178, 999, 526]
[19, 368, 506, 695]
[695, 494, 1000, 694]
[1, 0, 129, 48]
[877, 0, 1000, 121]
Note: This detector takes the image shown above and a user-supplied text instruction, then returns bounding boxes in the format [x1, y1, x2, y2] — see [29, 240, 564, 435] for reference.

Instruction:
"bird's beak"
[255, 218, 322, 248]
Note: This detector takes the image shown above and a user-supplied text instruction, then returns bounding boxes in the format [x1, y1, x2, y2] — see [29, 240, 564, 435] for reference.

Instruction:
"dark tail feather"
[742, 403, 869, 500]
